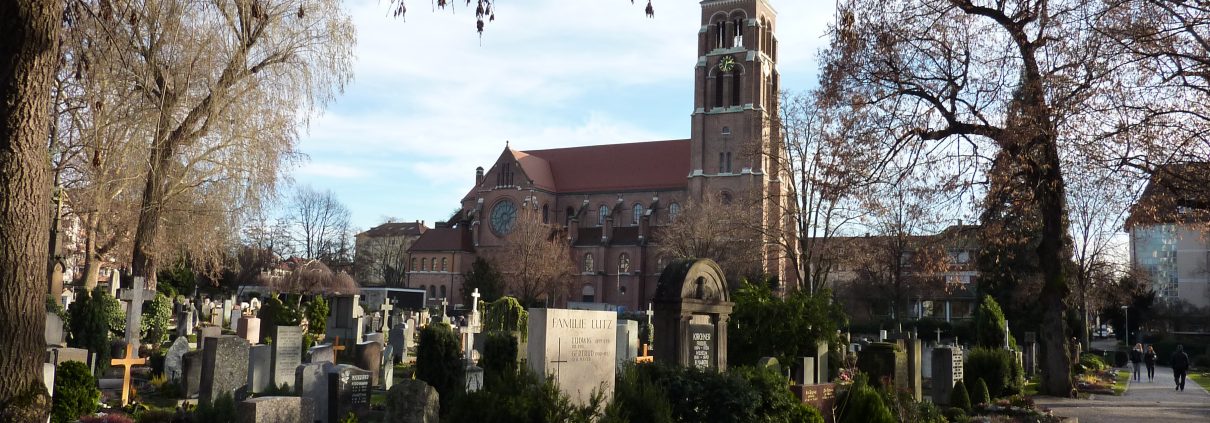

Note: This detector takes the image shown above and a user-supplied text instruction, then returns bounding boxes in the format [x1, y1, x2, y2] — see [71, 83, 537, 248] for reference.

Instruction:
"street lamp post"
[1121, 305, 1129, 346]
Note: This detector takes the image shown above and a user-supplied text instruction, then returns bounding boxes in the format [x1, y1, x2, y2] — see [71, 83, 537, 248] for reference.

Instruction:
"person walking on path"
[1145, 345, 1157, 381]
[1172, 344, 1191, 391]
[1131, 343, 1144, 381]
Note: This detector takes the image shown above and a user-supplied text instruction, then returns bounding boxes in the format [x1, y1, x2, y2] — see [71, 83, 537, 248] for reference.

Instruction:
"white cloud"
[292, 0, 836, 229]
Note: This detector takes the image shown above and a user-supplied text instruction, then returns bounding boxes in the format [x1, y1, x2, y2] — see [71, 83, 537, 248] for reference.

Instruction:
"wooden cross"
[635, 343, 654, 364]
[111, 343, 147, 406]
[333, 336, 347, 359]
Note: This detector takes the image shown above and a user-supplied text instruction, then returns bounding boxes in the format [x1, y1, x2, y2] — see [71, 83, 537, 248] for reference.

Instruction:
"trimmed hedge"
[416, 323, 465, 413]
[972, 378, 991, 406]
[950, 379, 972, 413]
[838, 378, 895, 423]
[964, 347, 1020, 398]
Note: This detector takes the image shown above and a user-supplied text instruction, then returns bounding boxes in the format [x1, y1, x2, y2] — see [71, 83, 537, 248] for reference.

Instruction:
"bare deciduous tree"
[495, 206, 575, 306]
[656, 194, 762, 285]
[821, 0, 1210, 395]
[287, 185, 353, 265]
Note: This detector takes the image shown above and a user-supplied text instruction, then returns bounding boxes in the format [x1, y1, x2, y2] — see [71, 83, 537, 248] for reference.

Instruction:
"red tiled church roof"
[519, 140, 690, 193]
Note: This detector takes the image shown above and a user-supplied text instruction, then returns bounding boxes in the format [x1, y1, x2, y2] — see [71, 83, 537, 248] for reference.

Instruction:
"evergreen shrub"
[950, 379, 972, 413]
[51, 361, 100, 423]
[416, 323, 464, 413]
[965, 347, 1017, 398]
[972, 378, 991, 406]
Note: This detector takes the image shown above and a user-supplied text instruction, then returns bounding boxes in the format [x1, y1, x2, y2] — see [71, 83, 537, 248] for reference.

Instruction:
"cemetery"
[40, 257, 1102, 423]
[13, 1, 1210, 422]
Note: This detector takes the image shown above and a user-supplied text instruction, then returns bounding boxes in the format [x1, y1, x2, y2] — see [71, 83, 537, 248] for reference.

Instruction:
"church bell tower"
[687, 0, 791, 287]
[688, 0, 780, 200]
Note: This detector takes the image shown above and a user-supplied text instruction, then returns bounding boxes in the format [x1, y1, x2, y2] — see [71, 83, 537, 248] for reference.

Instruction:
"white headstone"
[527, 308, 617, 406]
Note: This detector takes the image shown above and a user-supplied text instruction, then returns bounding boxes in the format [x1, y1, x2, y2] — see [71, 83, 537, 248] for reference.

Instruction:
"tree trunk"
[0, 0, 60, 419]
[1035, 139, 1075, 396]
[131, 147, 174, 289]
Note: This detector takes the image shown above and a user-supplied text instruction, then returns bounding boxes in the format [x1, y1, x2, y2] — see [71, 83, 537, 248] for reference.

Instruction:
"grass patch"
[1024, 379, 1039, 396]
[1112, 370, 1130, 395]
[1191, 372, 1210, 392]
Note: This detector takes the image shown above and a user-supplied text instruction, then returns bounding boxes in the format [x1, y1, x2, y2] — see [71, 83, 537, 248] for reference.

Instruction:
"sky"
[289, 0, 835, 232]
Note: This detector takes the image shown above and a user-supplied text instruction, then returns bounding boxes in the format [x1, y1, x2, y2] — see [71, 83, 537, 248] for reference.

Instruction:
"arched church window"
[714, 74, 724, 109]
[428, 285, 436, 298]
[583, 253, 595, 273]
[732, 69, 742, 106]
[598, 205, 609, 226]
[619, 253, 631, 273]
[732, 17, 744, 47]
[441, 258, 448, 272]
[715, 20, 726, 49]
[440, 285, 447, 298]
[632, 203, 643, 225]
[411, 258, 417, 271]
[581, 284, 596, 303]
[669, 203, 680, 222]
[421, 258, 428, 271]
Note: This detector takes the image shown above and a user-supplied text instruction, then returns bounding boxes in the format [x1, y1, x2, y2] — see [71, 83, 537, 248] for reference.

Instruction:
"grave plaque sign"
[689, 323, 715, 370]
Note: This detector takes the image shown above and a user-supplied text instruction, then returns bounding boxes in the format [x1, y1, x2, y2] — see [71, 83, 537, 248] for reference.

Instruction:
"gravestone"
[794, 357, 817, 386]
[652, 259, 733, 371]
[901, 336, 923, 401]
[248, 344, 273, 394]
[110, 343, 146, 406]
[326, 295, 365, 345]
[791, 383, 838, 422]
[857, 342, 903, 389]
[930, 346, 963, 406]
[48, 347, 90, 368]
[295, 362, 333, 423]
[200, 335, 250, 404]
[200, 325, 222, 343]
[327, 364, 372, 423]
[381, 344, 395, 390]
[1023, 331, 1037, 376]
[615, 320, 639, 367]
[237, 316, 261, 345]
[389, 324, 406, 364]
[237, 396, 315, 423]
[222, 299, 234, 327]
[230, 305, 244, 330]
[384, 380, 440, 423]
[272, 326, 304, 388]
[806, 340, 830, 384]
[43, 363, 55, 399]
[527, 308, 617, 406]
[309, 344, 335, 364]
[176, 310, 195, 337]
[201, 299, 214, 321]
[120, 276, 151, 352]
[365, 332, 384, 346]
[211, 312, 223, 328]
[405, 318, 416, 350]
[182, 351, 203, 398]
[45, 312, 65, 347]
[164, 336, 190, 382]
[355, 341, 384, 387]
[465, 364, 484, 392]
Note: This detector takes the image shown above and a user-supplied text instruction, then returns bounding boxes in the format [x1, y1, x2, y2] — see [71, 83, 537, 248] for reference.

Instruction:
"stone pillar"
[716, 315, 730, 373]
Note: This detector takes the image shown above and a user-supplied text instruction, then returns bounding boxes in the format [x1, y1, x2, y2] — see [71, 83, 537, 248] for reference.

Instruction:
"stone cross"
[935, 328, 943, 344]
[1004, 319, 1011, 349]
[380, 298, 394, 329]
[111, 343, 147, 406]
[120, 276, 151, 352]
[465, 289, 482, 362]
[440, 297, 448, 320]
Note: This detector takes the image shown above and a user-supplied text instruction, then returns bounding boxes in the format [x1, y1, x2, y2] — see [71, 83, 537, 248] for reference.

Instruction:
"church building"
[407, 0, 794, 311]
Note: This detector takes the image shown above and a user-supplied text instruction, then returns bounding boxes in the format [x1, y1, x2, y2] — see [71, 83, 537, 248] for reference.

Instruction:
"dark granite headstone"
[689, 323, 715, 370]
[200, 335, 250, 404]
[295, 362, 332, 422]
[930, 346, 963, 406]
[388, 324, 406, 364]
[355, 342, 383, 387]
[182, 350, 202, 398]
[327, 364, 371, 423]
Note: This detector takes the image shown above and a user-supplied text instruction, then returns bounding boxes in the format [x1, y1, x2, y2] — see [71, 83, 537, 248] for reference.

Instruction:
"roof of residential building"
[1126, 162, 1210, 228]
[408, 227, 475, 253]
[358, 221, 428, 238]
